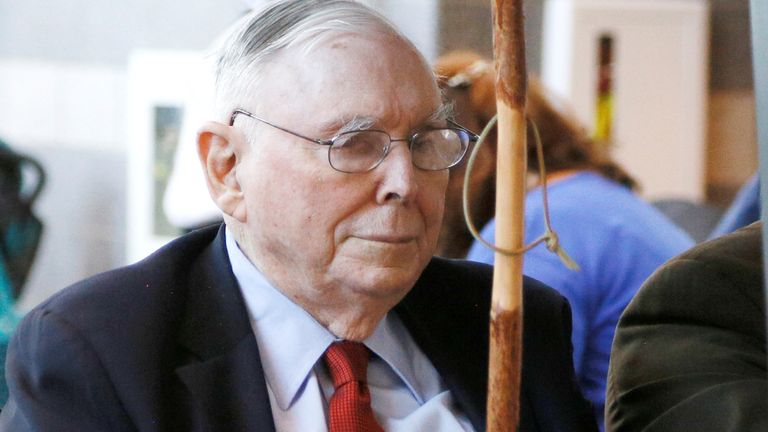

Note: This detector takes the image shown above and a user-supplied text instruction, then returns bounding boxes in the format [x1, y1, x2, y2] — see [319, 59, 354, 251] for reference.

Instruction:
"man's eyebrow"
[318, 115, 378, 136]
[338, 116, 378, 134]
[424, 102, 455, 125]
[319, 103, 455, 136]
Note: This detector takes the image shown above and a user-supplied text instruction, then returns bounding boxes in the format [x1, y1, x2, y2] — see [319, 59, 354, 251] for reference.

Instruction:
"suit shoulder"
[628, 222, 763, 327]
[418, 257, 568, 313]
[30, 226, 222, 328]
[607, 223, 766, 432]
[669, 222, 761, 273]
[422, 257, 493, 283]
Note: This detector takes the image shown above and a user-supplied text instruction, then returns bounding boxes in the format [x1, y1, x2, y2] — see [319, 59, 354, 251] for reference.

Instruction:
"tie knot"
[324, 341, 370, 388]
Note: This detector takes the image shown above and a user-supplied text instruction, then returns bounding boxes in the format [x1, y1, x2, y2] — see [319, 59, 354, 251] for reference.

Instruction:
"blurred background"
[0, 0, 756, 310]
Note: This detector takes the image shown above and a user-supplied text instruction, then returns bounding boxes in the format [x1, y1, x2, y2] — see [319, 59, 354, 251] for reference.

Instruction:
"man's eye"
[332, 132, 367, 150]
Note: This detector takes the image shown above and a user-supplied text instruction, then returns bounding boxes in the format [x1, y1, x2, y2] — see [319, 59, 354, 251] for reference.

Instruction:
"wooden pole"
[487, 0, 527, 431]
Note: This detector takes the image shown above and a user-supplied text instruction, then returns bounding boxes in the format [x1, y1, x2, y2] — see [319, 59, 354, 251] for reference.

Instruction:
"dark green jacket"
[607, 222, 766, 431]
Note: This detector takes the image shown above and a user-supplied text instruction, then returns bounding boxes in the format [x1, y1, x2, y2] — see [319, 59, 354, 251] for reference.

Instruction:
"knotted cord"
[462, 114, 579, 270]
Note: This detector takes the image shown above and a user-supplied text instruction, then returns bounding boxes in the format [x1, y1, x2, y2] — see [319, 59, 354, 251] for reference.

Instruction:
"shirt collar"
[365, 312, 429, 404]
[226, 230, 335, 410]
[225, 229, 428, 408]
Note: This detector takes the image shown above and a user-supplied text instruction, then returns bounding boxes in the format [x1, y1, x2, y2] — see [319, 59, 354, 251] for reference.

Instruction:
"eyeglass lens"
[328, 129, 469, 173]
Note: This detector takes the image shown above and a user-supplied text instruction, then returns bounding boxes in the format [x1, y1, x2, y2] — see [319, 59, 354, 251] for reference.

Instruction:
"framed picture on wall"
[126, 50, 206, 263]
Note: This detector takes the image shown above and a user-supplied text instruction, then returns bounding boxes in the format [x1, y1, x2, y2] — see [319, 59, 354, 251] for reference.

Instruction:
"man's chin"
[346, 266, 421, 297]
[327, 318, 382, 342]
[335, 242, 431, 281]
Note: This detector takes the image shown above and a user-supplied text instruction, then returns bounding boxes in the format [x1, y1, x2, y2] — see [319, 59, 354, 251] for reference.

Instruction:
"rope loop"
[462, 114, 580, 271]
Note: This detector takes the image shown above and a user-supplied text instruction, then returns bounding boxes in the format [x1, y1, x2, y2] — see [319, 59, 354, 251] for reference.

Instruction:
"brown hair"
[435, 50, 637, 189]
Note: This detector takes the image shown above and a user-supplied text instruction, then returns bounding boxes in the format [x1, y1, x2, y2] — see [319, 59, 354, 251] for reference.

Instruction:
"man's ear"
[197, 121, 247, 222]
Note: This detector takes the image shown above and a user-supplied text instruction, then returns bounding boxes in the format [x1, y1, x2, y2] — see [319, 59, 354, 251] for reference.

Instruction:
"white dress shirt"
[225, 230, 475, 431]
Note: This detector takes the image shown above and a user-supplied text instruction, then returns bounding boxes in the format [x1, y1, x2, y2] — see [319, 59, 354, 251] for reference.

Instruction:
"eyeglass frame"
[228, 108, 479, 173]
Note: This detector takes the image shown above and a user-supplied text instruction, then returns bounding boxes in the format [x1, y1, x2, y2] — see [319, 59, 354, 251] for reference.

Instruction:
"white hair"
[214, 0, 414, 123]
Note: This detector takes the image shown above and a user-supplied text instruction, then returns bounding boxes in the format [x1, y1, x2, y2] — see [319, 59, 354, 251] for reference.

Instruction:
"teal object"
[0, 140, 45, 300]
[0, 139, 45, 407]
[0, 258, 20, 406]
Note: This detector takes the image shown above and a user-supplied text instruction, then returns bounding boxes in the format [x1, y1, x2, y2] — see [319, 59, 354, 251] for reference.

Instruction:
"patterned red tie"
[323, 341, 384, 432]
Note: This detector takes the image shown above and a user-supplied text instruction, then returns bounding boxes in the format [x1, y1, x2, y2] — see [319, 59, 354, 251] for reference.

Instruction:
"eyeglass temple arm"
[447, 119, 480, 142]
[230, 109, 333, 146]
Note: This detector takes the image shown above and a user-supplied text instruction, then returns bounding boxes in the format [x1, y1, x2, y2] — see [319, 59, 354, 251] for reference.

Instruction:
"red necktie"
[323, 341, 385, 432]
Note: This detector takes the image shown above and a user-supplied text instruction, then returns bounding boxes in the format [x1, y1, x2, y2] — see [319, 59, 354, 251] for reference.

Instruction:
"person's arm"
[606, 246, 767, 432]
[0, 308, 134, 431]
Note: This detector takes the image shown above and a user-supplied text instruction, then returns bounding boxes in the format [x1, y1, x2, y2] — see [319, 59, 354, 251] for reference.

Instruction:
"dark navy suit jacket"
[0, 225, 596, 431]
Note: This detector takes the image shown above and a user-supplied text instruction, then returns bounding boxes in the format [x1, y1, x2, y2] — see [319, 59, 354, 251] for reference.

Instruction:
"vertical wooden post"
[487, 0, 528, 430]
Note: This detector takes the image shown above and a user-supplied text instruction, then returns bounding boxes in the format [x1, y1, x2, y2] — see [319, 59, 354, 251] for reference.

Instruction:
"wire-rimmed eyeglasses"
[229, 109, 478, 174]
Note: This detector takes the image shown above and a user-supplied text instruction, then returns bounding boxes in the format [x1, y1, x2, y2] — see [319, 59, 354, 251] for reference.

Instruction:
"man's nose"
[375, 140, 417, 204]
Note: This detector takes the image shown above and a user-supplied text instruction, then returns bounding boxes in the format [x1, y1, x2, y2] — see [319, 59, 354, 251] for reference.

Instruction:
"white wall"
[542, 0, 710, 201]
[365, 0, 439, 61]
[0, 0, 243, 308]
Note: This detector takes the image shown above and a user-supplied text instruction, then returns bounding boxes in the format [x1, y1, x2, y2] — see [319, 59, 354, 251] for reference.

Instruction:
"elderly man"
[0, 1, 595, 431]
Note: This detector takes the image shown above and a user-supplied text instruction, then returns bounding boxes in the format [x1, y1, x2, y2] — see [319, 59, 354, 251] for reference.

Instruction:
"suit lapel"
[175, 338, 275, 432]
[174, 226, 276, 432]
[396, 258, 539, 432]
[395, 258, 490, 431]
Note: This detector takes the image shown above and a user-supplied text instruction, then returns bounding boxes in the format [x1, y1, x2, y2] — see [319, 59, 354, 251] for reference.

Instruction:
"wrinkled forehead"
[263, 33, 442, 128]
[216, 1, 407, 86]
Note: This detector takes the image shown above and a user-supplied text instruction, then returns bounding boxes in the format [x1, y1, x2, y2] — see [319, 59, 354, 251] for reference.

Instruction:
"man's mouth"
[356, 234, 416, 244]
